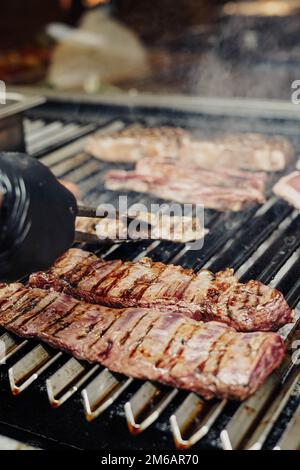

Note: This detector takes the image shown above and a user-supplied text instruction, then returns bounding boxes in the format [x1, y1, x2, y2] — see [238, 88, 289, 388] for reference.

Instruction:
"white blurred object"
[47, 23, 107, 48]
[48, 10, 150, 91]
[0, 435, 37, 450]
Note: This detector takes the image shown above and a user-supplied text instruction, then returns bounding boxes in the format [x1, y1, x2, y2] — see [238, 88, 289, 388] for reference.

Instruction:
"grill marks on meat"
[6, 292, 60, 331]
[78, 260, 122, 295]
[135, 157, 267, 192]
[140, 264, 193, 302]
[107, 258, 166, 304]
[29, 249, 294, 332]
[105, 157, 266, 211]
[86, 126, 292, 172]
[181, 133, 293, 172]
[20, 295, 79, 337]
[0, 283, 284, 401]
[85, 127, 190, 162]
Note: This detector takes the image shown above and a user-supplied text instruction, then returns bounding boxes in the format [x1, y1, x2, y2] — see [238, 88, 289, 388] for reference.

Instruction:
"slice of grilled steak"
[182, 133, 293, 172]
[86, 125, 292, 172]
[0, 283, 284, 401]
[86, 127, 190, 162]
[273, 171, 300, 210]
[105, 161, 266, 211]
[29, 248, 293, 332]
[135, 157, 267, 192]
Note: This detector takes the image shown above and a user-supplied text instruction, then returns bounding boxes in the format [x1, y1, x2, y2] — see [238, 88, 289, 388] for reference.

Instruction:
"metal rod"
[9, 345, 62, 395]
[124, 383, 177, 435]
[274, 402, 300, 450]
[170, 394, 227, 449]
[82, 368, 132, 421]
[46, 358, 100, 408]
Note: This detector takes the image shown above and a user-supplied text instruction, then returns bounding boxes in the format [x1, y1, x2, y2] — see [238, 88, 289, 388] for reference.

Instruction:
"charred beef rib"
[0, 283, 284, 401]
[86, 126, 292, 172]
[29, 248, 293, 332]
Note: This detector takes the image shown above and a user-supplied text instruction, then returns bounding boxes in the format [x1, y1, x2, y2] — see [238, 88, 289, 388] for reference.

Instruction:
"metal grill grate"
[1, 106, 300, 450]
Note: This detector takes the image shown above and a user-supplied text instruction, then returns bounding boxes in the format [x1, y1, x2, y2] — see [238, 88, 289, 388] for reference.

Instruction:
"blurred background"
[1, 0, 300, 100]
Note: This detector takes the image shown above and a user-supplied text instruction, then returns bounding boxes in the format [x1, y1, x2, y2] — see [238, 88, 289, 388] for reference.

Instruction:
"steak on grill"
[29, 248, 293, 332]
[135, 157, 267, 191]
[273, 171, 300, 209]
[86, 127, 190, 162]
[181, 133, 293, 172]
[86, 125, 292, 172]
[105, 157, 266, 211]
[0, 283, 285, 401]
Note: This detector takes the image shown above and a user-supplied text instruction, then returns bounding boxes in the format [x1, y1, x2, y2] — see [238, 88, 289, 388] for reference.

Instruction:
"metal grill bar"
[0, 331, 28, 364]
[82, 369, 132, 421]
[124, 383, 177, 434]
[274, 401, 300, 450]
[177, 207, 258, 270]
[240, 212, 300, 284]
[39, 135, 91, 167]
[46, 358, 99, 408]
[209, 199, 292, 272]
[170, 394, 227, 449]
[23, 117, 44, 133]
[245, 367, 300, 450]
[8, 345, 62, 395]
[30, 123, 97, 158]
[26, 121, 64, 145]
[277, 256, 300, 307]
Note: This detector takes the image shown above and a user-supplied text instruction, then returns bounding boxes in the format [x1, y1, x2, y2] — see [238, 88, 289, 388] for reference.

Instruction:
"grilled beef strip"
[104, 157, 266, 211]
[181, 133, 293, 172]
[135, 157, 267, 192]
[29, 248, 293, 332]
[0, 283, 284, 401]
[86, 126, 292, 172]
[86, 127, 190, 162]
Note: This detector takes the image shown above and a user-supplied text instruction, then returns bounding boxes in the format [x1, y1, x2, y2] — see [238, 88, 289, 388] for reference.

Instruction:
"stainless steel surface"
[124, 383, 177, 435]
[246, 368, 300, 450]
[0, 92, 44, 120]
[0, 92, 44, 153]
[170, 395, 227, 450]
[275, 402, 300, 450]
[9, 345, 62, 395]
[0, 331, 27, 365]
[9, 86, 300, 120]
[82, 368, 132, 421]
[46, 358, 99, 408]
